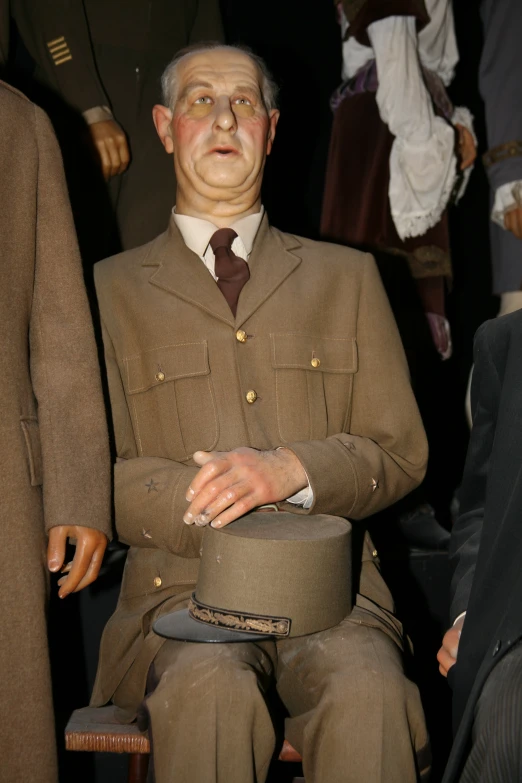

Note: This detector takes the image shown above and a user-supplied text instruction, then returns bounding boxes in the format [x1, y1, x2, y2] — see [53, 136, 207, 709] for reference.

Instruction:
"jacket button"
[245, 389, 258, 404]
[311, 358, 321, 368]
[493, 639, 502, 656]
[155, 372, 165, 382]
[153, 577, 162, 588]
[372, 549, 378, 558]
[236, 329, 248, 343]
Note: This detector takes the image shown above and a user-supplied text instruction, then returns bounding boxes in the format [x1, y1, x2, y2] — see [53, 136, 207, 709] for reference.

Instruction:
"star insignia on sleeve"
[370, 478, 379, 492]
[146, 479, 159, 493]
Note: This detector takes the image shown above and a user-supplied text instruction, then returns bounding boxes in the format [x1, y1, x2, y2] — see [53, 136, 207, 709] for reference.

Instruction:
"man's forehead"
[177, 50, 262, 92]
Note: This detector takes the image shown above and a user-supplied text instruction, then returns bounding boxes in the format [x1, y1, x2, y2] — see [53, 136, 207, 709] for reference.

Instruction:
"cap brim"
[153, 608, 274, 643]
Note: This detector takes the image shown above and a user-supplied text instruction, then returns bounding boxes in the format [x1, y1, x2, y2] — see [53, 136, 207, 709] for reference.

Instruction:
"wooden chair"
[65, 705, 303, 783]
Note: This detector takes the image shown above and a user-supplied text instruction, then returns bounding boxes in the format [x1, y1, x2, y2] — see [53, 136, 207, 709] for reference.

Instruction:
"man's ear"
[152, 104, 174, 154]
[266, 109, 280, 156]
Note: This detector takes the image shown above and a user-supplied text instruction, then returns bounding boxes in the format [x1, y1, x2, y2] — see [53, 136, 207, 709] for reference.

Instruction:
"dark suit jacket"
[443, 310, 522, 782]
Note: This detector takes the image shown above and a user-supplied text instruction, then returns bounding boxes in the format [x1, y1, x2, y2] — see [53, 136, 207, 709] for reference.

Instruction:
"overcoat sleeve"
[96, 316, 203, 558]
[283, 254, 428, 520]
[479, 0, 522, 192]
[29, 104, 111, 535]
[448, 321, 500, 623]
[11, 0, 109, 115]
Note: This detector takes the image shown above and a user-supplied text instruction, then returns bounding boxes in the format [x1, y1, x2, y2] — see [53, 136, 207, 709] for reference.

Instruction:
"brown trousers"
[139, 608, 430, 783]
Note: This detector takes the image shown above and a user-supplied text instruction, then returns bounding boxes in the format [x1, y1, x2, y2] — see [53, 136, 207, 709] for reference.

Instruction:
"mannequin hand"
[47, 526, 108, 598]
[455, 124, 476, 171]
[437, 614, 465, 677]
[504, 206, 522, 239]
[183, 447, 308, 529]
[89, 120, 130, 180]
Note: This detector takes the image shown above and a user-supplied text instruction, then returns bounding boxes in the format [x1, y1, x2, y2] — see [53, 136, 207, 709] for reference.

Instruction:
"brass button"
[153, 577, 162, 588]
[236, 329, 247, 343]
[155, 372, 165, 382]
[372, 549, 378, 558]
[245, 389, 258, 404]
[311, 358, 321, 368]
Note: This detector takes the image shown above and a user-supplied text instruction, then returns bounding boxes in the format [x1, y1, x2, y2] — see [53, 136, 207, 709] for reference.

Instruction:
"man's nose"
[213, 96, 237, 132]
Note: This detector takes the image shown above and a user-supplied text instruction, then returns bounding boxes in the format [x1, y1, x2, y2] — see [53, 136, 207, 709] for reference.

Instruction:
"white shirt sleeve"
[491, 181, 522, 228]
[367, 16, 458, 240]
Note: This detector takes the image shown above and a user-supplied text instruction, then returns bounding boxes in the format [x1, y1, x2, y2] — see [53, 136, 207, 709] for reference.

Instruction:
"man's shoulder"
[273, 227, 371, 271]
[94, 232, 164, 287]
[476, 309, 522, 350]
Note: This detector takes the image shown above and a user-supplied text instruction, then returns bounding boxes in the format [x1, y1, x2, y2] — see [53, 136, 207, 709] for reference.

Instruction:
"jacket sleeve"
[30, 105, 111, 536]
[283, 254, 428, 519]
[96, 314, 204, 559]
[448, 321, 500, 623]
[479, 0, 522, 193]
[11, 0, 109, 114]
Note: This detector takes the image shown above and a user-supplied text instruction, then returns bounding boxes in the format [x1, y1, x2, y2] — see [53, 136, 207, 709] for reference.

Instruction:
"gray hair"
[160, 42, 279, 113]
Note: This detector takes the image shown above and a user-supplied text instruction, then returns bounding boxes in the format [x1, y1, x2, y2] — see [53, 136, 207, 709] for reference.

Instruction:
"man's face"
[159, 49, 279, 207]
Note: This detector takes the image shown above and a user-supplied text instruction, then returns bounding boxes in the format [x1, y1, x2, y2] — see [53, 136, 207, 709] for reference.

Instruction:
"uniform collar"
[172, 207, 265, 258]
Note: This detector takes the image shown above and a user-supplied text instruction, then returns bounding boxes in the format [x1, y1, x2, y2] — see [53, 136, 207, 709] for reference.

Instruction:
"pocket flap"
[271, 334, 357, 373]
[124, 341, 210, 394]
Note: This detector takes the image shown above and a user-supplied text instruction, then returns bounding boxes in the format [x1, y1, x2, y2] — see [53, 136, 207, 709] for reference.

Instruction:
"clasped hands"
[183, 446, 308, 529]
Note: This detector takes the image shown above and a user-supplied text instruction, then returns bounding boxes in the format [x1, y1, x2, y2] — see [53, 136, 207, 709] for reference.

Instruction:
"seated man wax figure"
[90, 43, 430, 783]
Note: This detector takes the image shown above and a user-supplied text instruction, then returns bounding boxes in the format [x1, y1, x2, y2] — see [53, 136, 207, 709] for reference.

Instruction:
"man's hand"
[437, 614, 465, 677]
[183, 447, 308, 529]
[89, 120, 130, 180]
[47, 526, 108, 598]
[504, 206, 522, 239]
[455, 123, 477, 171]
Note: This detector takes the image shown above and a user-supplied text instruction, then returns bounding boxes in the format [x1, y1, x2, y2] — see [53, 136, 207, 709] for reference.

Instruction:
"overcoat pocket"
[123, 341, 219, 461]
[20, 416, 43, 486]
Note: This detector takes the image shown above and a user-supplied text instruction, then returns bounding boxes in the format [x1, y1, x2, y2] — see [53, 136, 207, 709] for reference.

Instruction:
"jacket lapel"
[235, 215, 302, 327]
[145, 217, 235, 326]
[144, 214, 302, 328]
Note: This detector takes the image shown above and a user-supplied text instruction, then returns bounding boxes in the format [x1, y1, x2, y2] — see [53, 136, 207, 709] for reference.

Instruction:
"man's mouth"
[210, 146, 238, 156]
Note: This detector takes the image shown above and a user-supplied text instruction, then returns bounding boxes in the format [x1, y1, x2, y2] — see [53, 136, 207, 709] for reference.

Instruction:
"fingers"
[186, 452, 229, 502]
[47, 527, 68, 573]
[94, 139, 112, 181]
[58, 540, 106, 594]
[184, 480, 255, 528]
[455, 125, 477, 171]
[436, 646, 456, 678]
[117, 134, 131, 175]
[505, 207, 522, 239]
[104, 136, 122, 179]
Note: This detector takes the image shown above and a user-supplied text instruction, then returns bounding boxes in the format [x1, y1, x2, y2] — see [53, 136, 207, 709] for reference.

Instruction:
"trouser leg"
[276, 612, 429, 783]
[459, 642, 522, 783]
[144, 638, 277, 783]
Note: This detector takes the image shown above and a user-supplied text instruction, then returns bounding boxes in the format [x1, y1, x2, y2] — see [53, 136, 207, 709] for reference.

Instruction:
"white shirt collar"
[173, 207, 264, 259]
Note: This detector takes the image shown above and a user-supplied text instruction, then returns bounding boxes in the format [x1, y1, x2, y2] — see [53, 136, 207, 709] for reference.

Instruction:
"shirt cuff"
[491, 181, 522, 228]
[82, 105, 114, 125]
[286, 484, 314, 509]
[453, 611, 466, 626]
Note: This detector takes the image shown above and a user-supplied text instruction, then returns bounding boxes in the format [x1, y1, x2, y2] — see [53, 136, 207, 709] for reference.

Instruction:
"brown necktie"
[210, 228, 250, 316]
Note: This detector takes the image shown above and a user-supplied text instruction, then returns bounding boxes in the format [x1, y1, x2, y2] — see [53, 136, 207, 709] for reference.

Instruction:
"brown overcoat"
[91, 215, 428, 716]
[0, 81, 110, 782]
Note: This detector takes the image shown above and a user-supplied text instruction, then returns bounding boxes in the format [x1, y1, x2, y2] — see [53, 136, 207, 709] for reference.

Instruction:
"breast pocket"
[123, 341, 219, 461]
[271, 333, 357, 442]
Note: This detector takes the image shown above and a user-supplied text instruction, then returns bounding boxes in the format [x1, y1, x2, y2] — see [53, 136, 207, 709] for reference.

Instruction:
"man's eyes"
[191, 96, 254, 106]
[234, 97, 253, 105]
[193, 96, 212, 104]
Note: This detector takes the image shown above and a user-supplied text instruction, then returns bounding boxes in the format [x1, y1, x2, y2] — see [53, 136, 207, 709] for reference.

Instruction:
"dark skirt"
[321, 91, 451, 281]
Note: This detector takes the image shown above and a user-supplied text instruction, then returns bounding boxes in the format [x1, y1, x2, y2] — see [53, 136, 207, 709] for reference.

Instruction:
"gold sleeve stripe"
[49, 42, 68, 54]
[54, 53, 73, 65]
[51, 47, 71, 60]
[47, 35, 65, 48]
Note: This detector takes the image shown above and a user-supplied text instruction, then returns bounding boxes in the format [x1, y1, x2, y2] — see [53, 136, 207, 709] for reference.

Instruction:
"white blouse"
[340, 0, 474, 240]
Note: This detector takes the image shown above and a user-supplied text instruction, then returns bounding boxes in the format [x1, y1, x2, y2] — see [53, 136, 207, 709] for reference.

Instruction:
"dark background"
[8, 1, 498, 780]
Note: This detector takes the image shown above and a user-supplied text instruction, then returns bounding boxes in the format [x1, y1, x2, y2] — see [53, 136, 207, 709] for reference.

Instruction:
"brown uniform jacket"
[0, 81, 110, 782]
[91, 214, 428, 714]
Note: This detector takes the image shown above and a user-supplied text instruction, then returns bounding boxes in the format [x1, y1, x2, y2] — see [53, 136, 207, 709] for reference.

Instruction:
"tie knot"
[210, 227, 238, 253]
